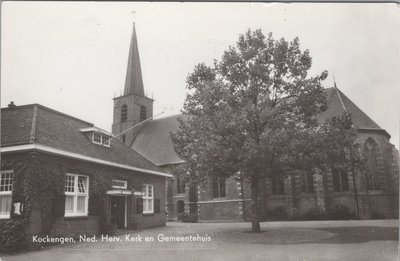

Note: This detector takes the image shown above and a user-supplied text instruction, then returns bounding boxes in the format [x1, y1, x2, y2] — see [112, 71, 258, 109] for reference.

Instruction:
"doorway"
[111, 196, 126, 229]
[177, 200, 185, 220]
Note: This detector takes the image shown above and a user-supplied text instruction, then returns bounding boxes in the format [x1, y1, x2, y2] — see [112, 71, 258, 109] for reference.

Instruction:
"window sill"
[143, 213, 155, 216]
[64, 215, 89, 220]
[0, 214, 10, 220]
[367, 190, 383, 195]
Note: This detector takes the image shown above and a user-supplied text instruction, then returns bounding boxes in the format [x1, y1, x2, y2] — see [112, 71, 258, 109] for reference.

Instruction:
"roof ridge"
[153, 113, 183, 121]
[333, 84, 347, 112]
[29, 105, 39, 144]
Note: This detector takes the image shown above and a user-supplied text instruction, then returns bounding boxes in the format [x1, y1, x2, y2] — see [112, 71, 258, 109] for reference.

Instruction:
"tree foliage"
[171, 29, 361, 231]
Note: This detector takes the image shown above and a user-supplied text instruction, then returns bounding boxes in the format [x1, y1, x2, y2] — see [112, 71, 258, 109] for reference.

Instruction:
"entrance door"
[111, 196, 125, 229]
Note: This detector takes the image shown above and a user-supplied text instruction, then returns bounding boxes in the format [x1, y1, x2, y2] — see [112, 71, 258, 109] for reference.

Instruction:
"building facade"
[0, 103, 171, 251]
[114, 24, 399, 222]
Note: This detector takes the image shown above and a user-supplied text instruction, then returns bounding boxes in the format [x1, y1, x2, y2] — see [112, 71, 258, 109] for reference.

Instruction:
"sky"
[2, 2, 399, 148]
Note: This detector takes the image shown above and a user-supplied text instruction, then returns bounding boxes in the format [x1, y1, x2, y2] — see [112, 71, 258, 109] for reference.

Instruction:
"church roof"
[131, 87, 389, 166]
[131, 114, 185, 166]
[319, 87, 383, 130]
[1, 104, 166, 175]
[123, 23, 145, 96]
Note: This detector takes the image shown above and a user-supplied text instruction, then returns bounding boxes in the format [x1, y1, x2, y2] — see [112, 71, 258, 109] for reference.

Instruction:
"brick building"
[114, 24, 399, 221]
[0, 103, 171, 250]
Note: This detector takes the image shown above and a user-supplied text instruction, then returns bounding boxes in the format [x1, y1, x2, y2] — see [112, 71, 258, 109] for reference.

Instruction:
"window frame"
[332, 168, 349, 192]
[112, 179, 127, 189]
[121, 104, 128, 123]
[142, 184, 154, 214]
[271, 175, 285, 195]
[64, 174, 89, 217]
[92, 132, 111, 147]
[140, 105, 147, 122]
[176, 176, 187, 194]
[301, 171, 314, 194]
[0, 170, 13, 219]
[212, 177, 226, 198]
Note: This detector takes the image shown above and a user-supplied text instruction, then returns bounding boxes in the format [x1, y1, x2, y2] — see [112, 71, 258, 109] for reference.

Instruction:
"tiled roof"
[131, 114, 185, 166]
[132, 87, 388, 166]
[1, 106, 35, 146]
[1, 104, 163, 173]
[318, 87, 382, 129]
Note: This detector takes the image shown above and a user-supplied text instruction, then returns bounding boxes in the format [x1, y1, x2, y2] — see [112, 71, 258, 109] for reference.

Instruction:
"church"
[113, 24, 399, 222]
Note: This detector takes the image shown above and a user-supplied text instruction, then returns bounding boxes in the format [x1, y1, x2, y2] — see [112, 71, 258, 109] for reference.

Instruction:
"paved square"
[1, 220, 398, 261]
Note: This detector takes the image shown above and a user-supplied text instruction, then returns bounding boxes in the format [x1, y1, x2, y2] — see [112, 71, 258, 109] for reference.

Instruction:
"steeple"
[124, 23, 144, 96]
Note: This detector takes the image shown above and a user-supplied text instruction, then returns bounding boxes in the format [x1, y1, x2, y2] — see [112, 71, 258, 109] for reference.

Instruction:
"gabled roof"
[131, 87, 390, 166]
[131, 114, 185, 166]
[1, 104, 167, 176]
[318, 87, 383, 130]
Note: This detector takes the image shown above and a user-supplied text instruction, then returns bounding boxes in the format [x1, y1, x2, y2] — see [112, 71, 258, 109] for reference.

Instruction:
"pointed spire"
[124, 23, 144, 96]
[333, 75, 347, 112]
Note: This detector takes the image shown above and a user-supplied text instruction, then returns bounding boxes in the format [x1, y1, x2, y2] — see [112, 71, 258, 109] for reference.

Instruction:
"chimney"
[8, 101, 16, 108]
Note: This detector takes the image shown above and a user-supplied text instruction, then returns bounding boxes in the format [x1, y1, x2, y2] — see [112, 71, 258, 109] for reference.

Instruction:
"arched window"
[332, 167, 349, 192]
[364, 138, 381, 191]
[301, 171, 314, 193]
[121, 104, 128, 123]
[140, 105, 147, 121]
[271, 175, 284, 195]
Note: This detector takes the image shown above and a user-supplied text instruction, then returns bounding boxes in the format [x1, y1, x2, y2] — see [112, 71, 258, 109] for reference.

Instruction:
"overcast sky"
[2, 2, 399, 148]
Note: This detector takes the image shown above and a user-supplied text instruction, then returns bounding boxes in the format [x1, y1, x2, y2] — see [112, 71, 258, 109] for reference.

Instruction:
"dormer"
[80, 127, 113, 147]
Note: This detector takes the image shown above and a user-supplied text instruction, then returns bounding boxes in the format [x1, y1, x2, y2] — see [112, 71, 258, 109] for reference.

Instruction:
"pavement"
[1, 219, 398, 261]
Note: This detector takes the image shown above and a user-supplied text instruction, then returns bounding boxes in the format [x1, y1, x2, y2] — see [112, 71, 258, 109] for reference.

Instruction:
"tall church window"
[301, 171, 314, 193]
[140, 105, 147, 121]
[121, 104, 128, 123]
[332, 168, 349, 192]
[212, 177, 226, 198]
[177, 176, 187, 194]
[364, 138, 381, 191]
[271, 175, 284, 195]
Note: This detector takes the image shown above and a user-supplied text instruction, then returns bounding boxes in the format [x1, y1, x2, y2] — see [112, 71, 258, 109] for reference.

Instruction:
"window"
[112, 180, 127, 189]
[102, 135, 110, 147]
[301, 171, 314, 193]
[0, 170, 13, 219]
[140, 105, 147, 122]
[65, 174, 89, 217]
[271, 176, 284, 195]
[93, 132, 102, 144]
[122, 134, 126, 143]
[92, 132, 111, 147]
[364, 138, 381, 191]
[212, 177, 226, 198]
[121, 104, 128, 122]
[332, 168, 349, 192]
[142, 184, 154, 214]
[177, 176, 187, 194]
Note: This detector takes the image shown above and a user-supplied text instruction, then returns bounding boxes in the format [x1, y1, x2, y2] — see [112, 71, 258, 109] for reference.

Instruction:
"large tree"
[172, 29, 355, 232]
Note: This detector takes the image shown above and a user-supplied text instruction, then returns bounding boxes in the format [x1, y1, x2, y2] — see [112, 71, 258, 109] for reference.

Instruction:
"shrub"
[370, 211, 385, 220]
[267, 206, 289, 221]
[303, 208, 328, 221]
[182, 213, 198, 223]
[0, 219, 27, 253]
[329, 204, 354, 220]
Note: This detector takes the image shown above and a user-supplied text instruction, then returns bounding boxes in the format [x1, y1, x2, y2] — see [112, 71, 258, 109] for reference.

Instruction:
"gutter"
[1, 144, 172, 178]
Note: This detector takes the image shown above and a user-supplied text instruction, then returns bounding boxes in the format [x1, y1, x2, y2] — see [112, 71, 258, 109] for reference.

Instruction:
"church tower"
[112, 23, 153, 145]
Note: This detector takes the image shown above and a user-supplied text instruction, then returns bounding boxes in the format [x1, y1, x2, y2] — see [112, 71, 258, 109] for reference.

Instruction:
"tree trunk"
[250, 175, 261, 232]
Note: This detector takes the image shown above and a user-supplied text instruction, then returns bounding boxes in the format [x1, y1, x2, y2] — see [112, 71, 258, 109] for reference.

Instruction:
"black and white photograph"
[0, 2, 399, 260]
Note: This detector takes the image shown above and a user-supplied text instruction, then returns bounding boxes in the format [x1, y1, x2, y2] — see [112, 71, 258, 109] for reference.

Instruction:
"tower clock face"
[135, 97, 140, 105]
[114, 99, 121, 108]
